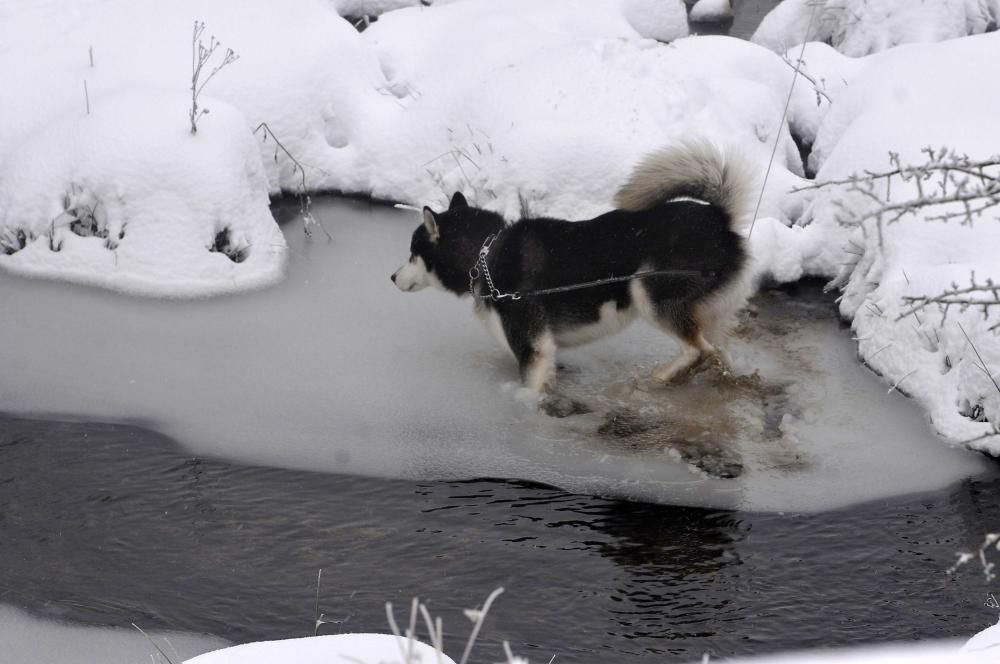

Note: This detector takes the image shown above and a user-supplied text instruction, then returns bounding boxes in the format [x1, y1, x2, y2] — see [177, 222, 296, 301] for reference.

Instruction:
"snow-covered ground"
[0, 0, 807, 297]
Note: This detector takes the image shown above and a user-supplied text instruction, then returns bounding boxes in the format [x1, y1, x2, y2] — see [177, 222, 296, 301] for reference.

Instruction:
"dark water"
[1, 414, 999, 663]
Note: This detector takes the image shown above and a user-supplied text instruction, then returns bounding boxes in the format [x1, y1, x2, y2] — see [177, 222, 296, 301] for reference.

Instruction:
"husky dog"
[391, 139, 755, 393]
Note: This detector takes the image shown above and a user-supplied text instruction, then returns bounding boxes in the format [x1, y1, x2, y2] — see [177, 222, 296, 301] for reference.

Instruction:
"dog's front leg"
[503, 312, 557, 393]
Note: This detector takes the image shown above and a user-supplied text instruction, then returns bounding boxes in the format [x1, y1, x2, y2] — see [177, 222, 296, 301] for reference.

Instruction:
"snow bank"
[359, 1, 809, 220]
[0, 0, 385, 295]
[783, 32, 1000, 454]
[0, 604, 227, 664]
[186, 634, 455, 664]
[752, 0, 1000, 56]
[0, 0, 818, 295]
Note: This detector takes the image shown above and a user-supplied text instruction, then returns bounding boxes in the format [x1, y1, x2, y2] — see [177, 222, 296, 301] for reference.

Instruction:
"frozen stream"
[0, 197, 992, 512]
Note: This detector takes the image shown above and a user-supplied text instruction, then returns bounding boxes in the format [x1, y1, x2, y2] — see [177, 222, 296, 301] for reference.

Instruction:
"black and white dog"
[391, 139, 755, 393]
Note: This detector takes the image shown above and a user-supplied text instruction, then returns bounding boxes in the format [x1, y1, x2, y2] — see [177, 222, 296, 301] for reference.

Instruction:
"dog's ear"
[449, 192, 468, 210]
[422, 207, 440, 242]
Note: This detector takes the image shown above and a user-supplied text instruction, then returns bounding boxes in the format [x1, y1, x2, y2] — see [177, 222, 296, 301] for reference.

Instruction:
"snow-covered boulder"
[622, 0, 690, 41]
[690, 0, 732, 23]
[184, 634, 456, 664]
[752, 0, 1000, 56]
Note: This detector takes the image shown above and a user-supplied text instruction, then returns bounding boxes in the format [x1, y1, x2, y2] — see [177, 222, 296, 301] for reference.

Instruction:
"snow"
[752, 0, 1000, 56]
[185, 634, 456, 664]
[782, 32, 1000, 454]
[690, 0, 732, 23]
[0, 604, 227, 664]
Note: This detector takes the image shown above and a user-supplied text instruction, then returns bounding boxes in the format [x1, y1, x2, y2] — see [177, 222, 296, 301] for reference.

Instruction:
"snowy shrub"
[188, 21, 240, 135]
[753, 0, 1000, 56]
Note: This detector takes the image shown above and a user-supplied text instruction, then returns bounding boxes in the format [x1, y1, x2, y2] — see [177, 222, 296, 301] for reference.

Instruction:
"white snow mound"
[752, 0, 1000, 56]
[0, 92, 285, 297]
[185, 634, 456, 664]
[690, 0, 732, 22]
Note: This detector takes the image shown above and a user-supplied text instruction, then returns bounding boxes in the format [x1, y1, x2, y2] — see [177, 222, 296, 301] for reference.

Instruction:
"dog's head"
[391, 192, 504, 296]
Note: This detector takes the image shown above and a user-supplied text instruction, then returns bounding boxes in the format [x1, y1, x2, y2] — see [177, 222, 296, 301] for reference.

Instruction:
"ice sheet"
[0, 199, 991, 512]
[0, 604, 227, 664]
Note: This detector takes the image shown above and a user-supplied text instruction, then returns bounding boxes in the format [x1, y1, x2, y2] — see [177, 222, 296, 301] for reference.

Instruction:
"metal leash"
[468, 231, 714, 302]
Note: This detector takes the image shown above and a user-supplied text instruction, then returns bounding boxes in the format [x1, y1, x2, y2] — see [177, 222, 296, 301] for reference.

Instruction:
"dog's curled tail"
[613, 139, 756, 229]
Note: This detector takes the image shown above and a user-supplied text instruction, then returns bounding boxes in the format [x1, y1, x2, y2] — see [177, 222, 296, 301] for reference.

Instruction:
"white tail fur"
[613, 139, 756, 229]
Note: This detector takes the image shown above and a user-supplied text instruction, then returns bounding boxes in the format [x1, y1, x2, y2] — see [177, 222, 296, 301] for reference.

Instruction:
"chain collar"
[468, 232, 522, 302]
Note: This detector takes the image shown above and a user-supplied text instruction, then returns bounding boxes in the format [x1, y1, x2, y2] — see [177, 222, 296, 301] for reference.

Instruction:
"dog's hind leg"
[648, 301, 717, 384]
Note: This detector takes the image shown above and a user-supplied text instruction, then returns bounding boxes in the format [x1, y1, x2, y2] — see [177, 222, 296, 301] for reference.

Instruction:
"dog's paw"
[540, 393, 592, 418]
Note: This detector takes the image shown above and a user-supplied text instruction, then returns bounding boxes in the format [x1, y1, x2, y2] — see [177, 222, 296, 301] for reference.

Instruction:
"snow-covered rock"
[330, 0, 425, 18]
[962, 618, 1000, 653]
[690, 0, 732, 22]
[622, 0, 690, 41]
[752, 0, 1000, 56]
[185, 634, 456, 664]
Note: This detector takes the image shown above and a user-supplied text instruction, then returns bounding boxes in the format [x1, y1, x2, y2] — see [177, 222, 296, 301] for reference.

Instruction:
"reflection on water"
[1, 414, 998, 662]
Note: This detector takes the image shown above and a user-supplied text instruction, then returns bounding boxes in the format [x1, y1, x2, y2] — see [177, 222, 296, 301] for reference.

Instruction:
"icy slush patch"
[0, 200, 991, 513]
[0, 604, 227, 664]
